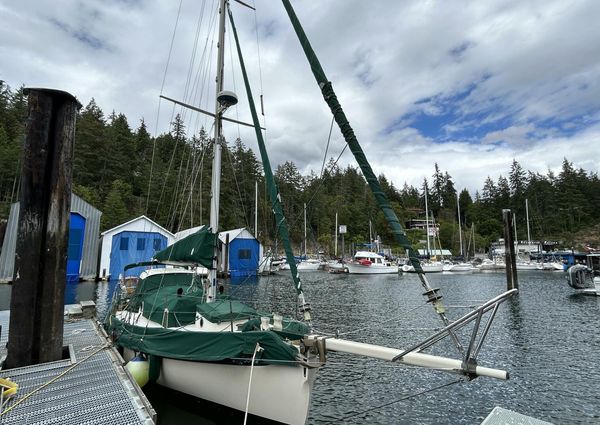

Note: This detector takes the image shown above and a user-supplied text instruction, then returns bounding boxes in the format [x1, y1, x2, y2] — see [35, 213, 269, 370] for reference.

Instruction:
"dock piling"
[502, 209, 519, 290]
[5, 88, 80, 368]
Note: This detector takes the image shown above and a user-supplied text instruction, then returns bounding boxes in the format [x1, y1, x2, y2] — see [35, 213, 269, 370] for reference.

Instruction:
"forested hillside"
[2, 82, 600, 256]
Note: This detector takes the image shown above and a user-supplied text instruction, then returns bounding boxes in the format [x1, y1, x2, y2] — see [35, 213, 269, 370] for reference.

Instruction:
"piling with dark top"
[5, 88, 80, 368]
[502, 209, 519, 290]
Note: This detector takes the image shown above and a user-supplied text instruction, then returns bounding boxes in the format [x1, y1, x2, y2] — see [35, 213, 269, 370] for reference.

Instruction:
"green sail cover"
[107, 317, 301, 364]
[153, 227, 216, 268]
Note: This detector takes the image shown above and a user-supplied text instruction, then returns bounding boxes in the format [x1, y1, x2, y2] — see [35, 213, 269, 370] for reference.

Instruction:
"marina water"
[1, 271, 598, 424]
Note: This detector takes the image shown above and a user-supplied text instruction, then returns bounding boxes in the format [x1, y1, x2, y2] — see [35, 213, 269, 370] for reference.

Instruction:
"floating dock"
[0, 308, 156, 424]
[481, 406, 553, 425]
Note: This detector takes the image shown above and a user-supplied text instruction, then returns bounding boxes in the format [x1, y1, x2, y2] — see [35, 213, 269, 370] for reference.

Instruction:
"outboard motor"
[567, 264, 592, 289]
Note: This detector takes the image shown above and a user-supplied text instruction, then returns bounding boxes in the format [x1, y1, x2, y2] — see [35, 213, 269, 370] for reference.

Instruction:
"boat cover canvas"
[107, 268, 310, 364]
[107, 317, 301, 364]
[128, 272, 203, 326]
[196, 299, 259, 323]
[154, 227, 216, 268]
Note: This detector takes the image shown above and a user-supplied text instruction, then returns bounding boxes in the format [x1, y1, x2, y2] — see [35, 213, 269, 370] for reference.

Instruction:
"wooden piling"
[502, 209, 519, 290]
[5, 88, 80, 368]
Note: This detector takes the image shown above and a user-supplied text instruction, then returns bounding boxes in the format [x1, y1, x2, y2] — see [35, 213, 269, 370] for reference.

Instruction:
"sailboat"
[105, 1, 515, 423]
[296, 203, 321, 271]
[402, 185, 443, 273]
[513, 206, 542, 271]
[443, 194, 472, 272]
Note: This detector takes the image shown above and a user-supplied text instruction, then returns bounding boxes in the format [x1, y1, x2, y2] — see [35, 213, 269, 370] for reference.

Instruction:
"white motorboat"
[346, 251, 398, 274]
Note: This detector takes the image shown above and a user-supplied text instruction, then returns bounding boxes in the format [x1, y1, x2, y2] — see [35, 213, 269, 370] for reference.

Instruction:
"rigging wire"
[223, 142, 251, 229]
[181, 0, 208, 123]
[146, 0, 184, 214]
[226, 17, 242, 141]
[151, 2, 218, 228]
[319, 116, 335, 179]
[325, 378, 463, 423]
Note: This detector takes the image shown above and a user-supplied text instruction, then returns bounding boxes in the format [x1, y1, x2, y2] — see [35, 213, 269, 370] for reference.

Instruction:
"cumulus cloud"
[2, 0, 599, 197]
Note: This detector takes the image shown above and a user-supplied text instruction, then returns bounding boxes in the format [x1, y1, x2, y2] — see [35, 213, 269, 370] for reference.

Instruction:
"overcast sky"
[2, 0, 599, 196]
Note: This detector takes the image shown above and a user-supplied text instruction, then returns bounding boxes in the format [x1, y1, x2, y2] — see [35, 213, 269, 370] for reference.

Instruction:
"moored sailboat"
[105, 1, 516, 423]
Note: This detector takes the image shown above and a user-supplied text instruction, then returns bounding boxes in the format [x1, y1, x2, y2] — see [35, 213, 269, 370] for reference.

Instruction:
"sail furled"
[228, 7, 310, 320]
[281, 0, 452, 321]
[153, 227, 216, 269]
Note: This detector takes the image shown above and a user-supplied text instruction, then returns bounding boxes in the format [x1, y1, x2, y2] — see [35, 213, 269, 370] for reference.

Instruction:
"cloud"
[1, 0, 599, 199]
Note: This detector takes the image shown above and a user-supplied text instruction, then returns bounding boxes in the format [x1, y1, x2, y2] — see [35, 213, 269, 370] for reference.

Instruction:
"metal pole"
[425, 185, 431, 257]
[5, 88, 80, 368]
[254, 180, 258, 236]
[526, 198, 531, 249]
[502, 209, 519, 290]
[207, 0, 228, 302]
[304, 202, 307, 258]
[457, 193, 463, 258]
[334, 212, 338, 257]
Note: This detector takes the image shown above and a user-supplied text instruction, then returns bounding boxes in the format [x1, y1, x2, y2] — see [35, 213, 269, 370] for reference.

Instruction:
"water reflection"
[0, 279, 119, 322]
[2, 272, 600, 424]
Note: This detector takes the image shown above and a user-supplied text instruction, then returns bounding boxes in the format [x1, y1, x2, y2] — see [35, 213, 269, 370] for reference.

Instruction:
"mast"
[526, 198, 531, 250]
[513, 214, 517, 248]
[304, 202, 307, 258]
[335, 212, 338, 257]
[207, 0, 228, 302]
[425, 184, 431, 257]
[457, 193, 463, 259]
[254, 180, 258, 236]
[472, 223, 476, 259]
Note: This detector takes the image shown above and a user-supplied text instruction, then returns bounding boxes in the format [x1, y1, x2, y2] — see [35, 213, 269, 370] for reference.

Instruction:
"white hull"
[125, 350, 317, 425]
[479, 260, 505, 271]
[297, 260, 321, 271]
[442, 263, 473, 272]
[541, 261, 565, 271]
[346, 263, 398, 274]
[516, 262, 543, 271]
[401, 262, 443, 273]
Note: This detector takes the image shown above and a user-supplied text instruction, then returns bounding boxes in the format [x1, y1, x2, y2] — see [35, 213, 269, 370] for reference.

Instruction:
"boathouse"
[174, 226, 261, 277]
[0, 194, 102, 283]
[99, 215, 174, 281]
[219, 228, 261, 277]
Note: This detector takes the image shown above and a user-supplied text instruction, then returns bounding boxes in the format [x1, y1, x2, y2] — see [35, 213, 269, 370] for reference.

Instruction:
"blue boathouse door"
[66, 213, 86, 282]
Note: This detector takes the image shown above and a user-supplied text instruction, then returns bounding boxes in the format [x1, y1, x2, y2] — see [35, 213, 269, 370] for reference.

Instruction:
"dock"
[481, 407, 553, 425]
[0, 308, 156, 424]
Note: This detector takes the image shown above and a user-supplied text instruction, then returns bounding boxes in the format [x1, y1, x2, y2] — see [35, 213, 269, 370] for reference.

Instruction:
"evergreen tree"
[430, 163, 443, 212]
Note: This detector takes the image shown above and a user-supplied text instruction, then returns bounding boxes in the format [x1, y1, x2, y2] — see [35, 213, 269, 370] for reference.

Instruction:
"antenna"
[217, 90, 238, 112]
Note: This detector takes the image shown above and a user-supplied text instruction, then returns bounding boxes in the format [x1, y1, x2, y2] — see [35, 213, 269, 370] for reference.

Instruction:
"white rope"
[243, 342, 263, 425]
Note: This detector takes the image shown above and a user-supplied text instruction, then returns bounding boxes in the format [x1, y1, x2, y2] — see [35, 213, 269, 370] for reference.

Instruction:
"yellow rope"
[0, 344, 108, 418]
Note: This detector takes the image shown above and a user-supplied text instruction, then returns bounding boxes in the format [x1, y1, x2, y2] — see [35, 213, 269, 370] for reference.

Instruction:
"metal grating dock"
[481, 406, 553, 425]
[0, 310, 156, 424]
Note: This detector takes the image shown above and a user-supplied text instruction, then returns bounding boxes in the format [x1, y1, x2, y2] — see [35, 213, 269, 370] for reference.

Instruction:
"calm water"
[1, 271, 598, 424]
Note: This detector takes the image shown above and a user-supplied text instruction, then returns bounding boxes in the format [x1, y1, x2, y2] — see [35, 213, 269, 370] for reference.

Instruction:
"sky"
[2, 0, 600, 196]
